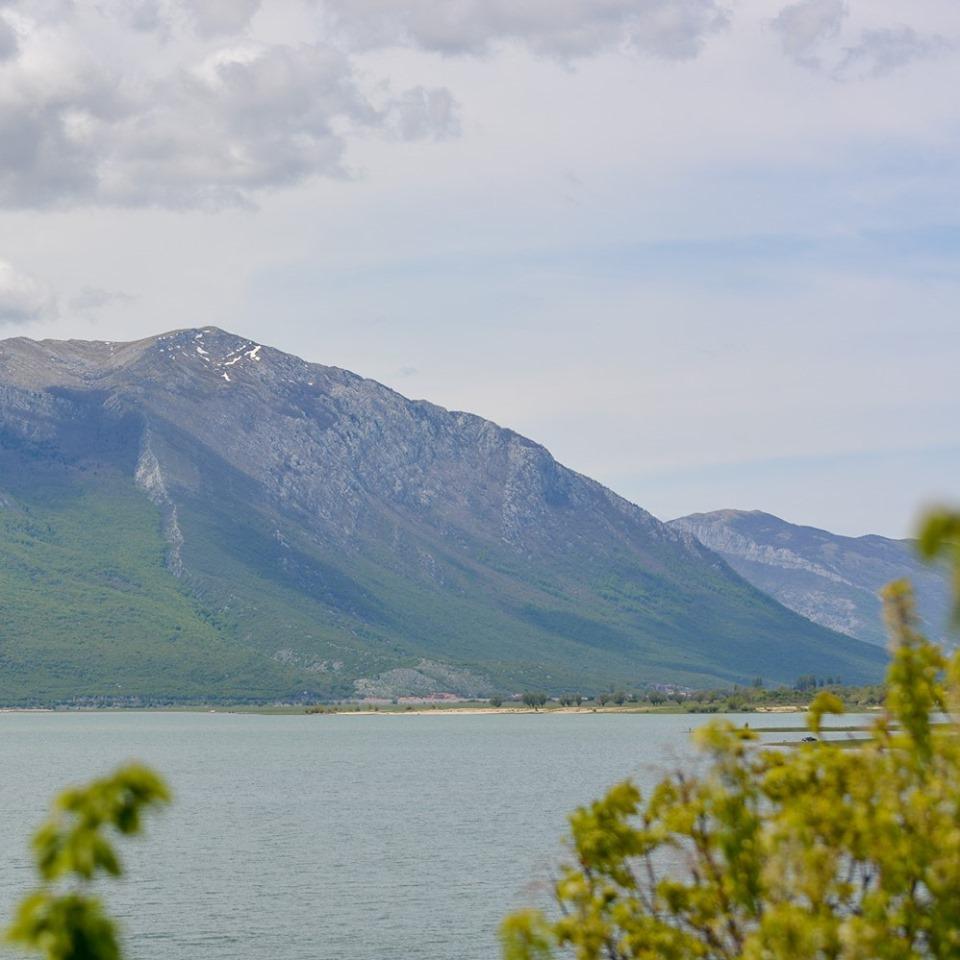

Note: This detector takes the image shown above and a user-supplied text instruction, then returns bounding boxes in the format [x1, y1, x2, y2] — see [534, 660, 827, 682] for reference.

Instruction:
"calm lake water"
[0, 711, 865, 960]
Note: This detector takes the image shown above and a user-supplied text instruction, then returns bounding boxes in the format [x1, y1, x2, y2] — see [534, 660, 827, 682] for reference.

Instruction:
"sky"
[0, 0, 958, 538]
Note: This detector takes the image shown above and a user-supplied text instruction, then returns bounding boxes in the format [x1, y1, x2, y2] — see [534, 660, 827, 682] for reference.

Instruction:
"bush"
[502, 509, 960, 960]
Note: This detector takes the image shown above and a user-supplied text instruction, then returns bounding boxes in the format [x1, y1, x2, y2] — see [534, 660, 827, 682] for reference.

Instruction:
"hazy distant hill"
[0, 328, 884, 704]
[670, 510, 951, 648]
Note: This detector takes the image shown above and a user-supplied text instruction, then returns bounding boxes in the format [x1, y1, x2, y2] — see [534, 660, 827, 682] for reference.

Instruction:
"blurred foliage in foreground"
[6, 765, 169, 960]
[502, 508, 960, 960]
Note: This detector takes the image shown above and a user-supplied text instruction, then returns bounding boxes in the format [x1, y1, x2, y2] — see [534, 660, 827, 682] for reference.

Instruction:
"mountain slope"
[669, 510, 951, 648]
[0, 328, 886, 703]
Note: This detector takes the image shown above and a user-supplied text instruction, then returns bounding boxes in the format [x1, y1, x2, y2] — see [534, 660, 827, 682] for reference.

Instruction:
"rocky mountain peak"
[669, 509, 951, 648]
[0, 328, 887, 703]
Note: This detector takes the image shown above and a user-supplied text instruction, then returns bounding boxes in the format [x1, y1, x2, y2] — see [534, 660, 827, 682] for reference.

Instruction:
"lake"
[0, 711, 857, 959]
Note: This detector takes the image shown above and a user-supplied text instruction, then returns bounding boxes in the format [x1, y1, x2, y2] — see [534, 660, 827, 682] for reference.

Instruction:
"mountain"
[669, 510, 951, 648]
[0, 328, 885, 704]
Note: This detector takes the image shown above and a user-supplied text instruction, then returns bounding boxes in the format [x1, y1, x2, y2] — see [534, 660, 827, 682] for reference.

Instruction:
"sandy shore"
[328, 706, 592, 716]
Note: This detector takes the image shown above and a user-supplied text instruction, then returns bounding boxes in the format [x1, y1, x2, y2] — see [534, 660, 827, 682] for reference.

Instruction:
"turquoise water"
[0, 711, 848, 959]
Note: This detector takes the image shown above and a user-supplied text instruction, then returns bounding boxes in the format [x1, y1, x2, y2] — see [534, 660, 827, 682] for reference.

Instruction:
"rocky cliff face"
[0, 329, 886, 703]
[669, 510, 951, 648]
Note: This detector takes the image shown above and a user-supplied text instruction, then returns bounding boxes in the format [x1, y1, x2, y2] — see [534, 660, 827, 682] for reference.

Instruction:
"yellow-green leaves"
[882, 579, 945, 765]
[917, 508, 960, 625]
[8, 894, 120, 960]
[806, 690, 844, 735]
[501, 910, 555, 960]
[7, 764, 170, 960]
[32, 764, 170, 883]
[501, 542, 960, 960]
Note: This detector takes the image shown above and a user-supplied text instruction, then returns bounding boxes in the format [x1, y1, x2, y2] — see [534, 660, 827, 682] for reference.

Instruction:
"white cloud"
[0, 14, 18, 61]
[68, 286, 136, 312]
[838, 26, 951, 79]
[771, 0, 950, 78]
[770, 0, 846, 68]
[0, 258, 55, 324]
[627, 0, 730, 59]
[0, 0, 949, 212]
[181, 0, 262, 38]
[115, 0, 263, 39]
[319, 0, 730, 60]
[123, 1, 174, 38]
[0, 7, 457, 210]
[382, 85, 460, 141]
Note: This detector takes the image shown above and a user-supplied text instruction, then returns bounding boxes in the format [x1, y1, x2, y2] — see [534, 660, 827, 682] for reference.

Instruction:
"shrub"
[502, 510, 960, 960]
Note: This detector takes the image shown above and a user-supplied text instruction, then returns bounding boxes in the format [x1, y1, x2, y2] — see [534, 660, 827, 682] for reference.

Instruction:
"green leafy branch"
[501, 508, 960, 960]
[7, 764, 170, 960]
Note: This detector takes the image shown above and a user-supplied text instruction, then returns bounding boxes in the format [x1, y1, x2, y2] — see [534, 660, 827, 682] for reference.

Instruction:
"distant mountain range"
[670, 510, 951, 648]
[0, 328, 885, 704]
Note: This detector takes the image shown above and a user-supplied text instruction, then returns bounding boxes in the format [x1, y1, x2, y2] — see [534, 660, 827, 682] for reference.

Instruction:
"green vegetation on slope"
[173, 483, 886, 697]
[0, 456, 886, 705]
[0, 465, 302, 704]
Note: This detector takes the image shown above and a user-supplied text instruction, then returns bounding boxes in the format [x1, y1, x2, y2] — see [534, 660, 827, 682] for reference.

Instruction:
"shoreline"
[321, 705, 815, 717]
[0, 704, 816, 717]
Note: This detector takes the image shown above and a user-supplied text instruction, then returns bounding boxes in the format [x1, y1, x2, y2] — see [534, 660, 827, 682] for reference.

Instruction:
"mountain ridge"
[0, 327, 886, 704]
[669, 509, 950, 648]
